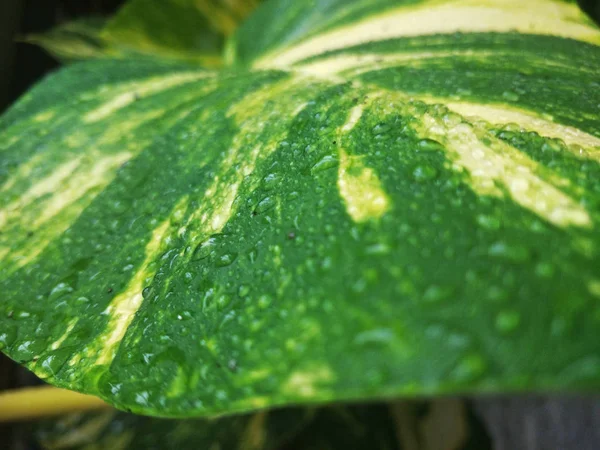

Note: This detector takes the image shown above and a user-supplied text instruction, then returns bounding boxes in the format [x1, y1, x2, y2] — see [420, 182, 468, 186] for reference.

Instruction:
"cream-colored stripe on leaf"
[337, 105, 390, 223]
[85, 71, 212, 123]
[0, 157, 83, 228]
[296, 49, 598, 78]
[440, 101, 600, 160]
[185, 77, 319, 245]
[414, 110, 591, 228]
[91, 216, 173, 366]
[0, 152, 131, 273]
[256, 0, 600, 68]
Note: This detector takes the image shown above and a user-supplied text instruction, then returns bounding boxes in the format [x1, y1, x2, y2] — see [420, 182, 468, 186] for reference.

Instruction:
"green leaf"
[34, 404, 405, 450]
[101, 0, 262, 65]
[22, 18, 117, 63]
[35, 400, 485, 450]
[26, 0, 264, 66]
[2, 0, 600, 418]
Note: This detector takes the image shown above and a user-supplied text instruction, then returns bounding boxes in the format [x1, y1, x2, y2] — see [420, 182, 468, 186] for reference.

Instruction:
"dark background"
[1, 0, 600, 449]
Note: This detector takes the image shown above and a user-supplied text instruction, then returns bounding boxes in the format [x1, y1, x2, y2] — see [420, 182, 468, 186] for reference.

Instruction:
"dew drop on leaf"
[495, 310, 521, 333]
[262, 173, 280, 190]
[257, 294, 272, 309]
[0, 327, 17, 350]
[311, 155, 338, 173]
[412, 165, 438, 182]
[423, 285, 455, 303]
[192, 236, 219, 260]
[486, 285, 509, 302]
[238, 285, 250, 297]
[535, 262, 555, 278]
[215, 252, 237, 268]
[417, 138, 444, 151]
[488, 241, 531, 263]
[502, 91, 520, 101]
[48, 282, 74, 301]
[354, 328, 395, 346]
[452, 353, 487, 382]
[255, 196, 275, 213]
[476, 214, 501, 231]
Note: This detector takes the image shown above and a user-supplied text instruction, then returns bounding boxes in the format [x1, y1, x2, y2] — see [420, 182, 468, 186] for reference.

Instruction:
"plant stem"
[0, 386, 110, 423]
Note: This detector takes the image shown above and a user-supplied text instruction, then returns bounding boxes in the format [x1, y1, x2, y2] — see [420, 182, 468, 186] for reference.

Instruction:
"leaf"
[1, 0, 600, 418]
[22, 18, 118, 63]
[35, 407, 315, 450]
[26, 0, 263, 66]
[100, 0, 262, 65]
[34, 401, 483, 450]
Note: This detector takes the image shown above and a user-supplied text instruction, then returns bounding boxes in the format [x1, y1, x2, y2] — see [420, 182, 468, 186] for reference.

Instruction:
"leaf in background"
[35, 408, 313, 450]
[100, 0, 262, 66]
[22, 18, 119, 63]
[34, 401, 487, 450]
[34, 404, 399, 450]
[1, 0, 600, 418]
[25, 0, 264, 66]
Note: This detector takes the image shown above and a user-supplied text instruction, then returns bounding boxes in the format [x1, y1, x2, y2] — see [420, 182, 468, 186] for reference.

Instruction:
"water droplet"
[142, 286, 153, 299]
[476, 214, 501, 230]
[495, 310, 521, 333]
[215, 252, 237, 267]
[0, 327, 17, 350]
[193, 237, 218, 260]
[502, 91, 520, 101]
[262, 173, 280, 190]
[417, 138, 444, 151]
[488, 241, 531, 263]
[48, 282, 74, 301]
[238, 285, 250, 297]
[452, 353, 487, 382]
[365, 243, 391, 255]
[412, 165, 438, 182]
[354, 328, 394, 346]
[486, 285, 509, 302]
[423, 285, 455, 303]
[257, 295, 272, 309]
[216, 294, 232, 310]
[135, 391, 150, 406]
[12, 340, 36, 362]
[247, 247, 258, 263]
[535, 262, 555, 278]
[541, 138, 564, 153]
[38, 348, 72, 377]
[311, 155, 338, 173]
[255, 196, 275, 213]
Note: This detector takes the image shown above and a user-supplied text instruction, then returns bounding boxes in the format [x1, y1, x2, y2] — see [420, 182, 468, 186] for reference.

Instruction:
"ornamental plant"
[1, 0, 599, 447]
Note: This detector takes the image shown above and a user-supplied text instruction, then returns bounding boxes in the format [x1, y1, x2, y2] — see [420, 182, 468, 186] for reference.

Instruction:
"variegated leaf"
[1, 0, 599, 417]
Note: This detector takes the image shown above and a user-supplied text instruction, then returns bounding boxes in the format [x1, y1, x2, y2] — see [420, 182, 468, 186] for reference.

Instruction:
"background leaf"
[21, 18, 116, 63]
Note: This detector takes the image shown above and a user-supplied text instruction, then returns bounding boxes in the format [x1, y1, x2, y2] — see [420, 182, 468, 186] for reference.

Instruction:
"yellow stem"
[0, 386, 111, 423]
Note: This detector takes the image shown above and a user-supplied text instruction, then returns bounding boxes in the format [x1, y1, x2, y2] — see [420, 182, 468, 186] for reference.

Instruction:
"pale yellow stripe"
[34, 153, 132, 226]
[85, 72, 211, 123]
[416, 111, 591, 228]
[441, 101, 600, 159]
[282, 365, 334, 398]
[0, 152, 131, 272]
[92, 216, 172, 365]
[337, 148, 390, 223]
[296, 49, 597, 77]
[186, 78, 316, 244]
[256, 0, 600, 68]
[337, 105, 391, 223]
[0, 157, 83, 228]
